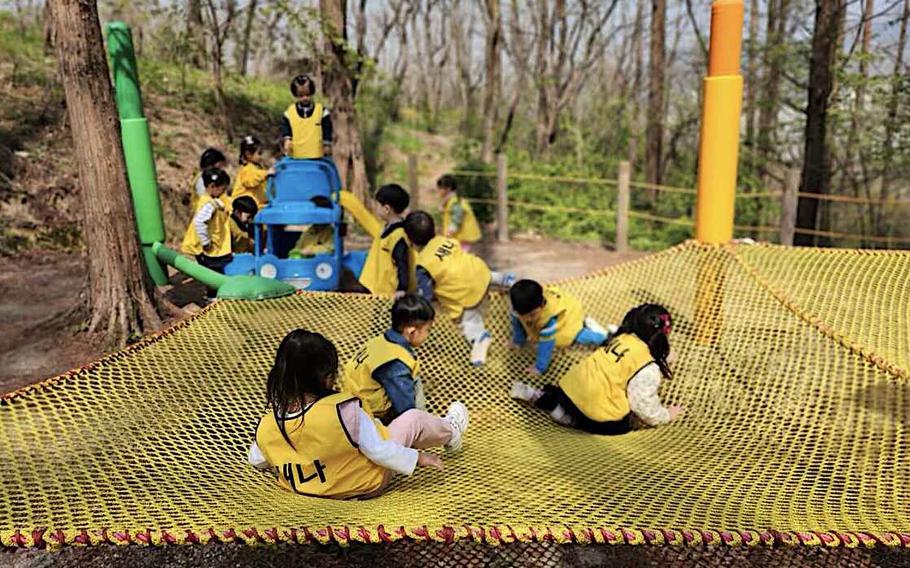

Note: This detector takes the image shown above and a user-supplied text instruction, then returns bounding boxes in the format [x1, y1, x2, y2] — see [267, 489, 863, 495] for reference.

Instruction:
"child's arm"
[338, 401, 419, 475]
[391, 239, 410, 293]
[445, 201, 464, 237]
[510, 314, 528, 346]
[241, 166, 269, 189]
[415, 267, 435, 302]
[530, 316, 559, 374]
[193, 202, 217, 248]
[627, 363, 683, 425]
[373, 361, 417, 416]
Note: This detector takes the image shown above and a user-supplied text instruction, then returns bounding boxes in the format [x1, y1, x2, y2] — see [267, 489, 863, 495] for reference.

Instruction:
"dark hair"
[201, 167, 230, 188]
[391, 294, 435, 331]
[239, 135, 262, 165]
[290, 74, 316, 97]
[404, 211, 435, 246]
[232, 195, 258, 216]
[509, 279, 545, 315]
[311, 195, 333, 209]
[375, 184, 410, 214]
[612, 304, 673, 379]
[199, 147, 226, 169]
[266, 329, 339, 447]
[437, 174, 456, 192]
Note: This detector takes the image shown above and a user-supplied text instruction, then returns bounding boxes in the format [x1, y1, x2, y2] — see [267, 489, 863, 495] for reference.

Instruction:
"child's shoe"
[510, 381, 542, 403]
[501, 272, 517, 288]
[470, 332, 492, 366]
[444, 401, 470, 452]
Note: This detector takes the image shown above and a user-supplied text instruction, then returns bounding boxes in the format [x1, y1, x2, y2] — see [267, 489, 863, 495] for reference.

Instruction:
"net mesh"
[1, 241, 908, 550]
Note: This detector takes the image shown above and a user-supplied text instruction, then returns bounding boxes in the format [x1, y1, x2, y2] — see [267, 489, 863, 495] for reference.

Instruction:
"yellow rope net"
[1, 242, 908, 549]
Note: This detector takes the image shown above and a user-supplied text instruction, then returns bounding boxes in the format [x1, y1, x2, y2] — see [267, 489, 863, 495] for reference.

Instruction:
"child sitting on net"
[511, 303, 684, 435]
[404, 211, 515, 366]
[342, 295, 465, 427]
[509, 279, 614, 375]
[248, 329, 468, 499]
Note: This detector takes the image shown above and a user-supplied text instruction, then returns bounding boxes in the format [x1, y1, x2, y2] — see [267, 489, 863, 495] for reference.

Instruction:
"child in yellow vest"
[187, 148, 227, 211]
[404, 211, 515, 366]
[436, 174, 482, 251]
[510, 304, 684, 435]
[289, 196, 334, 258]
[229, 195, 258, 254]
[358, 184, 415, 296]
[181, 168, 233, 299]
[509, 279, 615, 375]
[280, 75, 332, 159]
[342, 295, 454, 424]
[233, 135, 274, 208]
[248, 329, 469, 499]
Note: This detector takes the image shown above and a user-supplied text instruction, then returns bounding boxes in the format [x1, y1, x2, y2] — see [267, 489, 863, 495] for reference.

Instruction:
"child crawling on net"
[511, 303, 684, 435]
[248, 329, 469, 499]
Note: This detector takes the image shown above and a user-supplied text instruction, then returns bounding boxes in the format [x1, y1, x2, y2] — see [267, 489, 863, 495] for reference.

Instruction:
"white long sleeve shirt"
[248, 400, 418, 476]
[626, 362, 671, 426]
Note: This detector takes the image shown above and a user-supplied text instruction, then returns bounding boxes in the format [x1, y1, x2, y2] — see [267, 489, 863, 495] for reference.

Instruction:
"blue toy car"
[224, 157, 348, 291]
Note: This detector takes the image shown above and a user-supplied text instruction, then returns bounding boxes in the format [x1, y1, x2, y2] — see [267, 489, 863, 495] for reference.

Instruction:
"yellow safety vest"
[341, 334, 419, 419]
[188, 171, 202, 211]
[181, 194, 232, 257]
[559, 333, 655, 422]
[518, 286, 585, 347]
[285, 102, 324, 159]
[358, 225, 416, 295]
[255, 393, 389, 499]
[442, 195, 482, 243]
[415, 236, 490, 319]
[232, 163, 269, 207]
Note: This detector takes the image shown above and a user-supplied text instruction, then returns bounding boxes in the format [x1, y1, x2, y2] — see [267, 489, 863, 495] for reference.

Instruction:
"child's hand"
[323, 142, 333, 156]
[267, 166, 276, 177]
[417, 452, 443, 470]
[526, 365, 541, 376]
[667, 405, 685, 422]
[503, 340, 521, 349]
[393, 290, 406, 300]
[282, 139, 292, 155]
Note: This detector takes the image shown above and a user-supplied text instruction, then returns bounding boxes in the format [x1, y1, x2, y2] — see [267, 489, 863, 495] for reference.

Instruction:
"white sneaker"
[470, 333, 492, 366]
[509, 381, 540, 403]
[444, 401, 469, 452]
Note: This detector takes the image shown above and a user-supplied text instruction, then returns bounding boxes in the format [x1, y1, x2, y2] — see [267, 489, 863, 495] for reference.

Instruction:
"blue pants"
[574, 325, 607, 346]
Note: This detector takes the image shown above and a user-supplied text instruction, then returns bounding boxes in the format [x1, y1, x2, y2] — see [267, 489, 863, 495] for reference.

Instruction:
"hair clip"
[658, 313, 672, 334]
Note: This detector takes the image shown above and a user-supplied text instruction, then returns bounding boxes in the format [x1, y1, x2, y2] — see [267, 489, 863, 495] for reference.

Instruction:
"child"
[511, 303, 684, 435]
[189, 148, 227, 210]
[233, 135, 274, 208]
[181, 167, 233, 298]
[289, 196, 334, 258]
[343, 294, 440, 422]
[404, 211, 515, 366]
[509, 279, 614, 375]
[248, 329, 469, 499]
[358, 184, 415, 296]
[229, 195, 259, 254]
[437, 174, 481, 250]
[280, 75, 332, 159]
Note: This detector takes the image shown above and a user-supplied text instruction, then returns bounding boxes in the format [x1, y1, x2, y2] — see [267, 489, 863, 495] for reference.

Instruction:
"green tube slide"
[108, 22, 294, 301]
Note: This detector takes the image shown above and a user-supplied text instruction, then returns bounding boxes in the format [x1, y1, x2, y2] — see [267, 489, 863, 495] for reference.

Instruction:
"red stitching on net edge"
[5, 526, 910, 549]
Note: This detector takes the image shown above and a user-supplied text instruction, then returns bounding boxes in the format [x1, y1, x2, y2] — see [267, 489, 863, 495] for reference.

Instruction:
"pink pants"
[387, 409, 453, 449]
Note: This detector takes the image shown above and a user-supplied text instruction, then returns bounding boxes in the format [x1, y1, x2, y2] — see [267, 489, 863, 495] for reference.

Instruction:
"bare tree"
[320, 0, 369, 201]
[795, 0, 847, 246]
[645, 0, 666, 187]
[879, 0, 910, 234]
[203, 0, 238, 139]
[237, 0, 259, 75]
[48, 0, 163, 346]
[187, 0, 207, 67]
[479, 0, 503, 162]
[744, 0, 760, 169]
[627, 0, 645, 169]
[757, 0, 790, 187]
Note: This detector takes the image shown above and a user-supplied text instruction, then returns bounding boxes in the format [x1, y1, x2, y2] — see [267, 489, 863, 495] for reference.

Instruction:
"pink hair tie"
[659, 313, 672, 335]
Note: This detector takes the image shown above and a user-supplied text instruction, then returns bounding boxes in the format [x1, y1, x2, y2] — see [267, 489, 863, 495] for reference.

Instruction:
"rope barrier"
[797, 192, 910, 206]
[628, 181, 697, 195]
[466, 198, 615, 217]
[451, 170, 618, 186]
[627, 211, 694, 227]
[792, 227, 910, 245]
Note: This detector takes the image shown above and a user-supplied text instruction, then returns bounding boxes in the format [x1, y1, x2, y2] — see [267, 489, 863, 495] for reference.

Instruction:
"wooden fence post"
[407, 154, 419, 211]
[496, 153, 509, 242]
[780, 169, 799, 246]
[616, 161, 631, 252]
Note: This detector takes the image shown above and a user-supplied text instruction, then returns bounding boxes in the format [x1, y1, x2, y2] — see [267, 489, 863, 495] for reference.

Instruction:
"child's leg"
[511, 383, 575, 427]
[490, 271, 517, 288]
[574, 317, 617, 345]
[196, 255, 232, 298]
[460, 307, 492, 365]
[387, 409, 453, 449]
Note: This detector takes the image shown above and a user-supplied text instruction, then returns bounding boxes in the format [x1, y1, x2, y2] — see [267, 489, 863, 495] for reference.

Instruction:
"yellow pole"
[694, 0, 744, 243]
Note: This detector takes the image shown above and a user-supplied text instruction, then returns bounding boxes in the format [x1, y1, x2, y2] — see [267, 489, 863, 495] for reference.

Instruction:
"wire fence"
[448, 162, 910, 249]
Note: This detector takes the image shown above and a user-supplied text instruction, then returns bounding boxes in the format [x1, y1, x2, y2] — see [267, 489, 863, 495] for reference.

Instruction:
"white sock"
[550, 405, 574, 426]
[510, 381, 542, 403]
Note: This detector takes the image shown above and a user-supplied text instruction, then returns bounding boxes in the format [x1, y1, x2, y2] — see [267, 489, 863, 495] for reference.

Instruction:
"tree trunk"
[533, 0, 552, 156]
[878, 0, 909, 235]
[187, 0, 206, 68]
[480, 0, 502, 163]
[320, 0, 370, 203]
[795, 0, 845, 246]
[237, 0, 258, 76]
[48, 0, 162, 346]
[43, 0, 55, 55]
[627, 0, 644, 169]
[757, 0, 789, 187]
[645, 0, 666, 190]
[744, 0, 759, 168]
